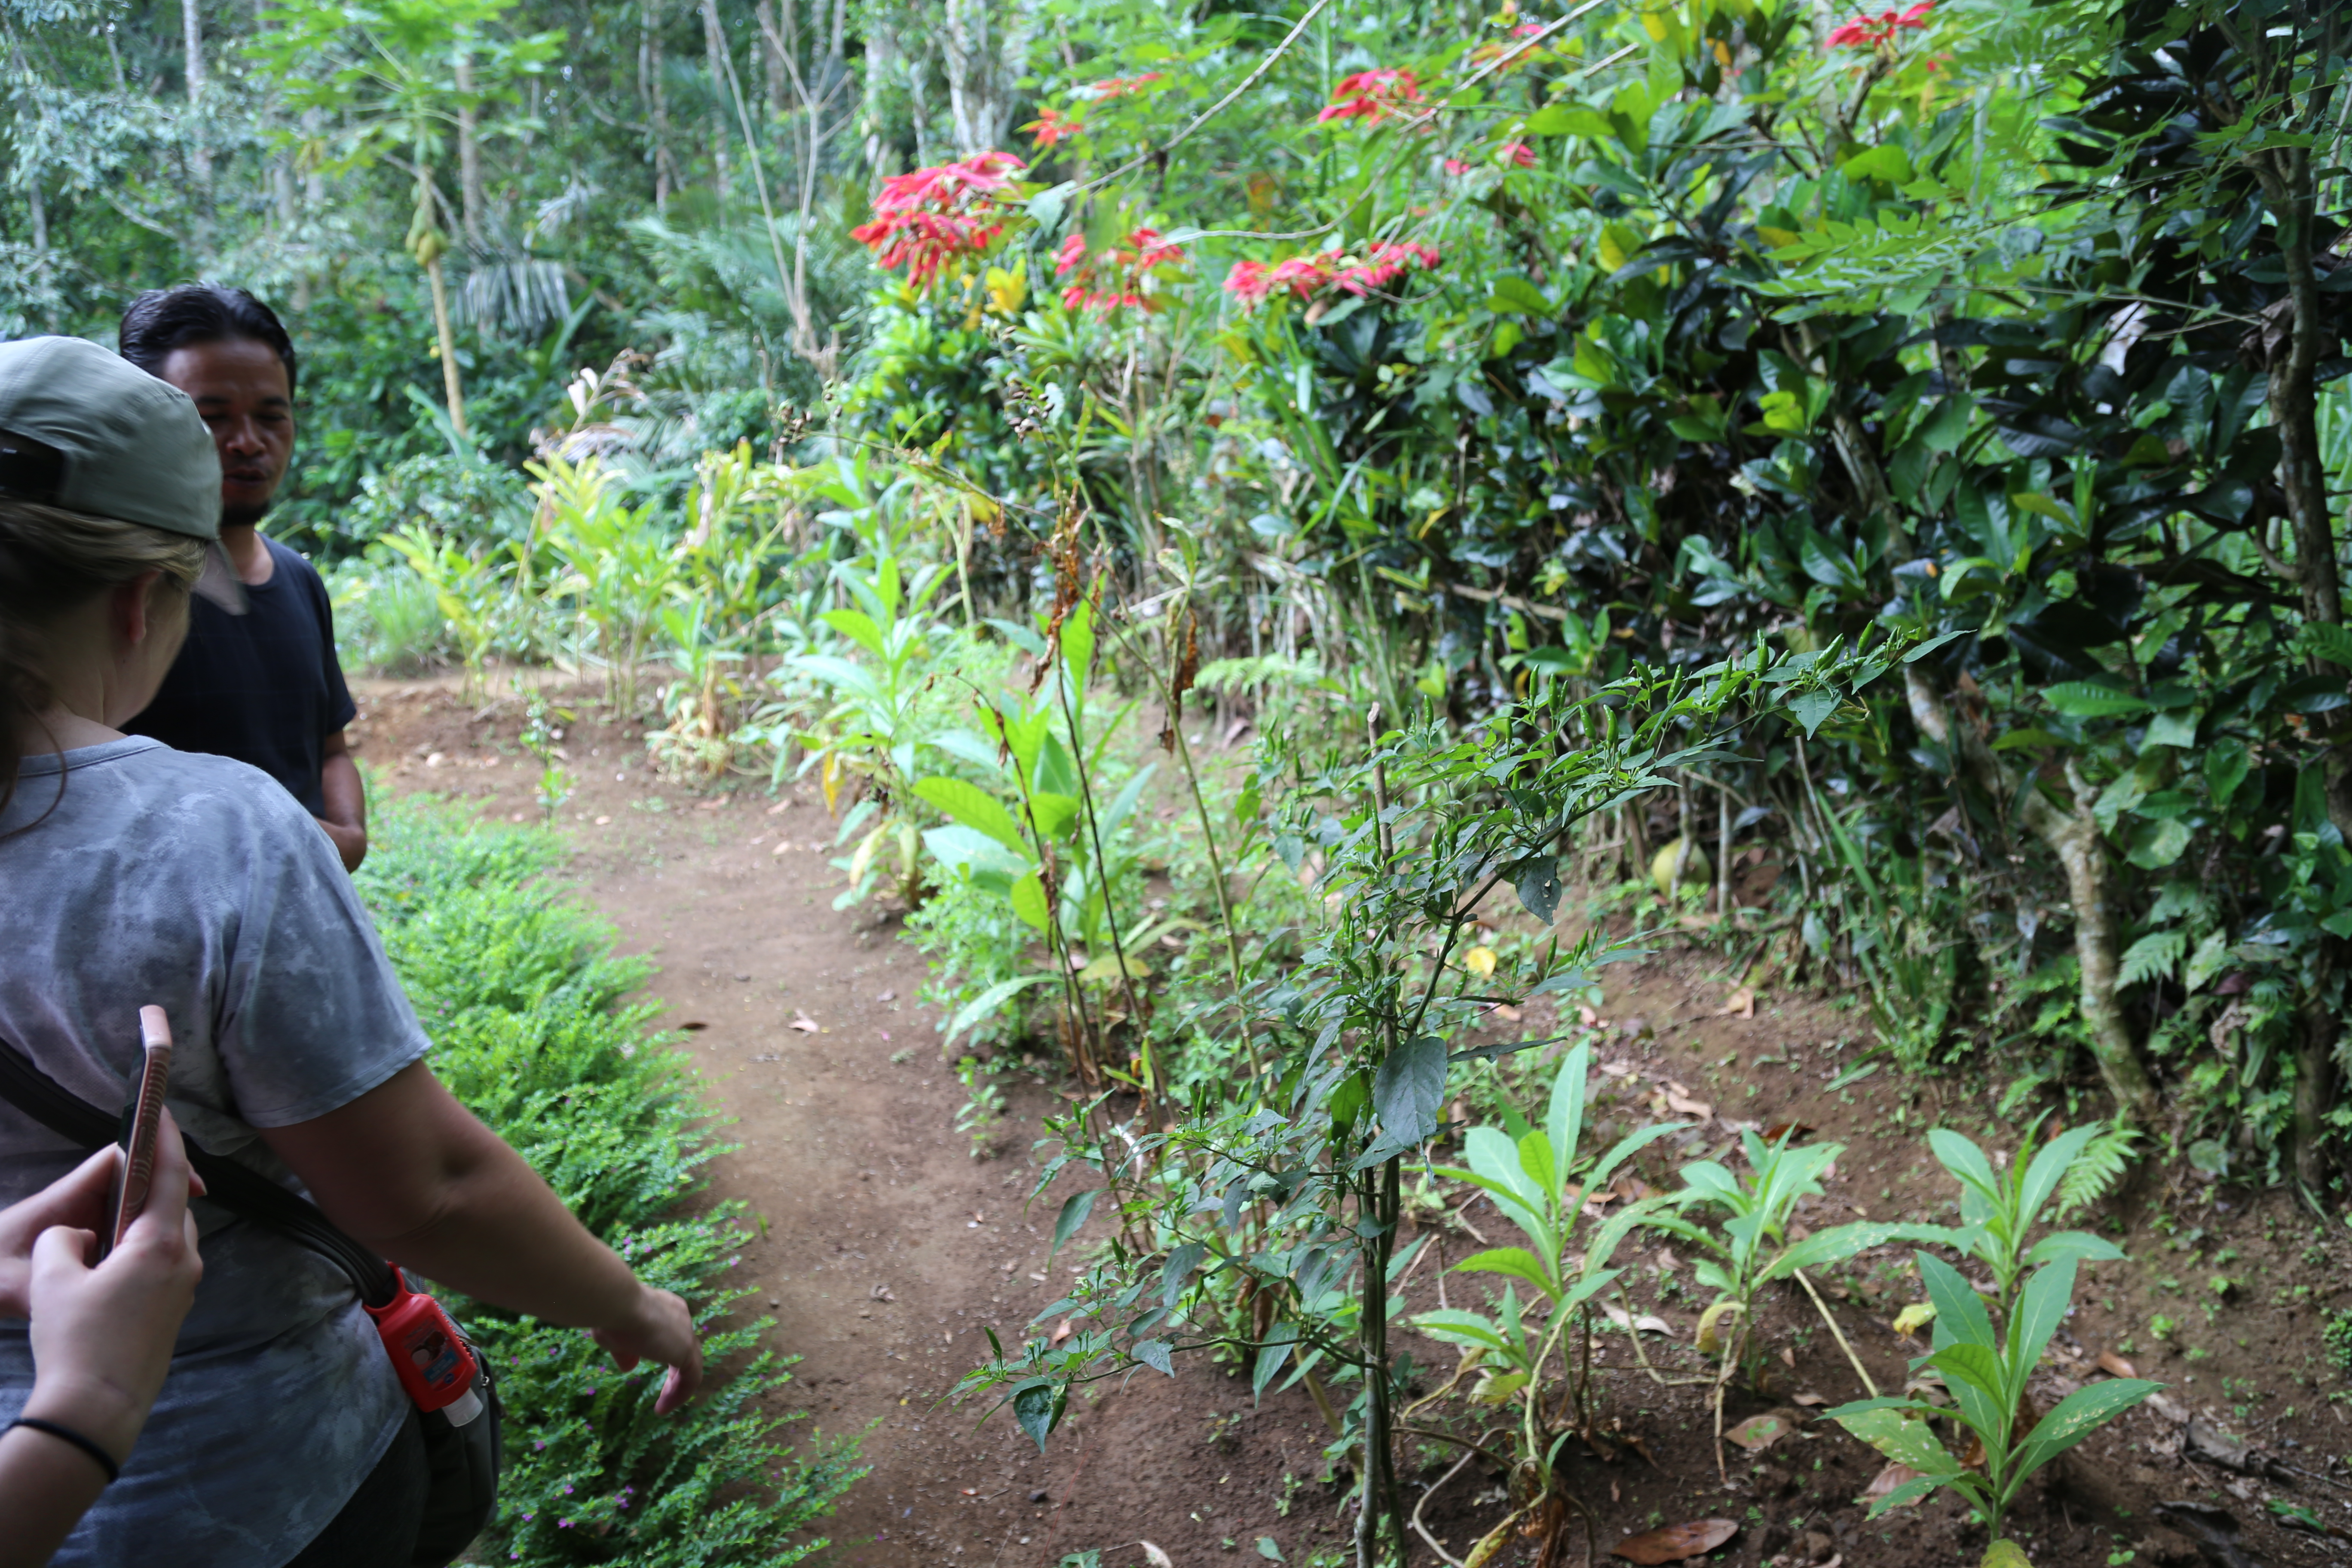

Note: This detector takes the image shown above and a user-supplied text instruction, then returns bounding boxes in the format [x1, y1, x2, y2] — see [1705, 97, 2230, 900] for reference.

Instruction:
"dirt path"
[358, 679, 1338, 1568]
[356, 677, 2352, 1568]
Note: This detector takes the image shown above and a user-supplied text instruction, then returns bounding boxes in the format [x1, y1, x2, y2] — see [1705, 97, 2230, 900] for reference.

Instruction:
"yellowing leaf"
[820, 750, 843, 815]
[984, 263, 1027, 316]
[1981, 1542, 2033, 1568]
[1597, 220, 1643, 274]
[1756, 224, 1801, 248]
[1464, 945, 1498, 978]
[1893, 1302, 1938, 1337]
[1695, 1300, 1744, 1355]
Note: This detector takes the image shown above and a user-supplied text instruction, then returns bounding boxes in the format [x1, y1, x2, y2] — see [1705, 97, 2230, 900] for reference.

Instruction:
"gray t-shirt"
[0, 737, 428, 1566]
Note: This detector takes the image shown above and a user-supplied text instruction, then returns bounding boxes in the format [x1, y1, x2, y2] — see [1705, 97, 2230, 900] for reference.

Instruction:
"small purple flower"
[559, 1518, 573, 1528]
[563, 1485, 574, 1494]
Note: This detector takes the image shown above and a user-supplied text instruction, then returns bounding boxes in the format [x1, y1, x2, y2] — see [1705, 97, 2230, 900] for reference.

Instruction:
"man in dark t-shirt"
[118, 285, 368, 870]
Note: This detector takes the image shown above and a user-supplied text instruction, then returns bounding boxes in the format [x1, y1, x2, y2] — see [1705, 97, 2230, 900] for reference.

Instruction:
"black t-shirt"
[126, 536, 357, 816]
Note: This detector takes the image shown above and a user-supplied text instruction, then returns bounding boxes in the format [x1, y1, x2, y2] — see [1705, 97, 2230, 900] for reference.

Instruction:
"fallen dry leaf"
[2095, 1350, 2138, 1379]
[788, 1013, 820, 1032]
[1863, 1463, 1926, 1506]
[1612, 1174, 1653, 1203]
[1760, 1120, 1814, 1145]
[1491, 1003, 1523, 1022]
[1712, 985, 1756, 1018]
[1726, 1412, 1796, 1452]
[1579, 1004, 1602, 1027]
[1666, 1091, 1714, 1119]
[1139, 1543, 1175, 1568]
[1050, 1318, 1073, 1346]
[870, 1284, 895, 1302]
[765, 799, 792, 815]
[1609, 1518, 1737, 1564]
[1604, 1305, 1674, 1337]
[770, 838, 793, 856]
[1792, 1392, 1828, 1407]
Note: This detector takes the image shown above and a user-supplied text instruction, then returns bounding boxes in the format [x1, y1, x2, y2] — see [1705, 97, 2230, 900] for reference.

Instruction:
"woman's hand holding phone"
[14, 1112, 205, 1465]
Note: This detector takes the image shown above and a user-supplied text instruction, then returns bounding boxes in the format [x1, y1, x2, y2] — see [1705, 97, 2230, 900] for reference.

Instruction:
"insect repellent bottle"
[365, 1271, 485, 1425]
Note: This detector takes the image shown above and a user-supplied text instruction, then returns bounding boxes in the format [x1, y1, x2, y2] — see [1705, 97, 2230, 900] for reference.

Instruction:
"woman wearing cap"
[0, 336, 703, 1566]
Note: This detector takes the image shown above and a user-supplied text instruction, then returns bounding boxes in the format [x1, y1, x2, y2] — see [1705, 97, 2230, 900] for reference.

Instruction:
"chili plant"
[1828, 1254, 2160, 1544]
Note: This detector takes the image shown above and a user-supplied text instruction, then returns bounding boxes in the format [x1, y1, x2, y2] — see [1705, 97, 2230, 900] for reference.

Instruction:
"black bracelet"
[7, 1417, 122, 1484]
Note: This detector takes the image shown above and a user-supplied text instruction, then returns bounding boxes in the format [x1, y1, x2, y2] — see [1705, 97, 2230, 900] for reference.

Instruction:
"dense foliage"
[12, 0, 2352, 1558]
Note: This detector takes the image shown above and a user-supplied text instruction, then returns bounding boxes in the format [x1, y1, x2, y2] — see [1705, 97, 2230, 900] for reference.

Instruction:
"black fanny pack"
[0, 1038, 500, 1567]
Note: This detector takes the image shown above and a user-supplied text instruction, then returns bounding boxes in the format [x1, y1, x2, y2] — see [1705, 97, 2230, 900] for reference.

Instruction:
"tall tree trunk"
[182, 0, 211, 190]
[425, 250, 468, 438]
[455, 51, 484, 249]
[642, 0, 676, 213]
[2252, 138, 2348, 1189]
[1906, 669, 2162, 1125]
[940, 0, 1031, 154]
[701, 0, 731, 200]
[756, 0, 786, 121]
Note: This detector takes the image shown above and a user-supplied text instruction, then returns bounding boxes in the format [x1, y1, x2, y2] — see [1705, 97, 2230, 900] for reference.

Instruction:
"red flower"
[1224, 261, 1273, 306]
[1225, 241, 1439, 311]
[1086, 72, 1165, 101]
[852, 151, 1028, 285]
[1317, 68, 1424, 125]
[1826, 1, 1932, 49]
[1023, 106, 1083, 150]
[1503, 141, 1536, 168]
[1057, 227, 1186, 313]
[1444, 158, 1473, 177]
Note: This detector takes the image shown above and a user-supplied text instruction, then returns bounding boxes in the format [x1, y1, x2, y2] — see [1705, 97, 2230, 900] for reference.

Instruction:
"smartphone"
[105, 1005, 175, 1256]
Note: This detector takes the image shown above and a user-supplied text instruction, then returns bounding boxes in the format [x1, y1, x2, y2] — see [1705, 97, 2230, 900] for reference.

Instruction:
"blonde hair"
[0, 501, 205, 823]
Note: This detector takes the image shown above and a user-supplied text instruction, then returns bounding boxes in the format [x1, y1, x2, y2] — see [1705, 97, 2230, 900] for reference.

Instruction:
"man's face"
[157, 337, 294, 529]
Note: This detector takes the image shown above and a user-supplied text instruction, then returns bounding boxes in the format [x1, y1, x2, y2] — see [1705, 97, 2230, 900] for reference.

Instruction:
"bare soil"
[355, 677, 2352, 1568]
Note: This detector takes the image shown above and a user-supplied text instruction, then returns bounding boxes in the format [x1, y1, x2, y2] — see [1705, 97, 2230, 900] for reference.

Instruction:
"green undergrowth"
[355, 794, 863, 1565]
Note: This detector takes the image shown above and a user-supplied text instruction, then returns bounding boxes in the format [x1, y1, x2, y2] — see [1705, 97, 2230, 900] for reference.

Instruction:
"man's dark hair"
[119, 284, 298, 398]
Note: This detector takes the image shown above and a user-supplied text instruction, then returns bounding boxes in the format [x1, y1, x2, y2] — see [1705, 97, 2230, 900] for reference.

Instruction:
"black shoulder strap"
[0, 1037, 399, 1307]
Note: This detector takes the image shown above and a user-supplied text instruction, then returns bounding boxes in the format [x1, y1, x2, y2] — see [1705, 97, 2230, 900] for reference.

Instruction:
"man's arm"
[317, 729, 366, 872]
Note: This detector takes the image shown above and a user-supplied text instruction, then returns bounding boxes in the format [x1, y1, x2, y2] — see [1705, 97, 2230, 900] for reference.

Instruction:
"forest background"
[7, 0, 2352, 1561]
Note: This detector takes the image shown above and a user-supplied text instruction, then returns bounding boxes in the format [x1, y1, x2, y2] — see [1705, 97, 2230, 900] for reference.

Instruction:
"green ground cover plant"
[356, 793, 862, 1565]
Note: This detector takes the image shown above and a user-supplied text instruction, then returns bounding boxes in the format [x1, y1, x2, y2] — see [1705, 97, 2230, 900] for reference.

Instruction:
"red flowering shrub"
[1023, 106, 1081, 150]
[1224, 240, 1439, 311]
[1084, 73, 1164, 101]
[1317, 68, 1424, 125]
[1825, 2, 1932, 49]
[850, 151, 1027, 285]
[1055, 227, 1187, 312]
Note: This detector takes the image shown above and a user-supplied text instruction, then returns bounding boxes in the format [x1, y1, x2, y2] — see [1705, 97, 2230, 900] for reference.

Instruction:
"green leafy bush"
[355, 796, 861, 1565]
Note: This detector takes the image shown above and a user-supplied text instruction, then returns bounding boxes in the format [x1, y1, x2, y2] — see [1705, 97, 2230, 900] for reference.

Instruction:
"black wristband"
[7, 1416, 122, 1483]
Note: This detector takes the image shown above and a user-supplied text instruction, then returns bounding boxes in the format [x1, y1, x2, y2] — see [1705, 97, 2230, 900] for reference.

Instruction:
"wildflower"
[1084, 72, 1164, 101]
[1825, 1, 1932, 50]
[1332, 240, 1442, 297]
[1444, 158, 1473, 177]
[1471, 20, 1552, 70]
[1503, 141, 1537, 167]
[850, 150, 1028, 285]
[1057, 227, 1186, 312]
[1023, 106, 1082, 150]
[1224, 242, 1438, 312]
[1317, 68, 1424, 125]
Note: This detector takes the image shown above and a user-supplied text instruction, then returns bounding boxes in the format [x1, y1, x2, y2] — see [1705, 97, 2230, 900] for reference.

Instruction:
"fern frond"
[2055, 1125, 2141, 1219]
[2118, 930, 2187, 991]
